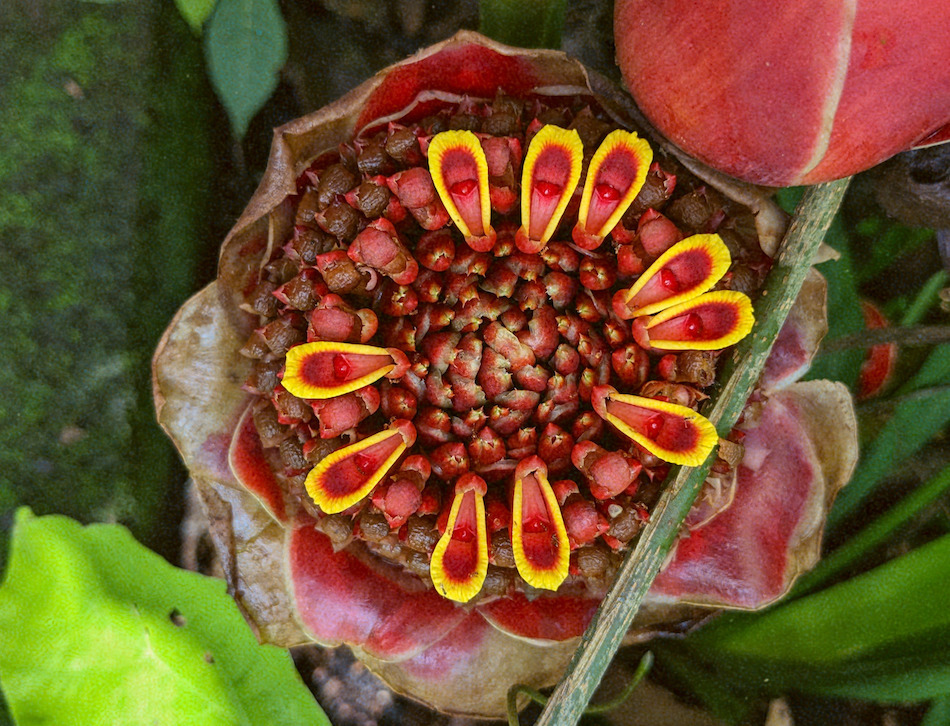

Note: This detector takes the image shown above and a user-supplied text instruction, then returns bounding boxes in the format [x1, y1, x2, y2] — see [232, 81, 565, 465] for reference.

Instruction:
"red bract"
[153, 32, 857, 718]
[614, 0, 950, 186]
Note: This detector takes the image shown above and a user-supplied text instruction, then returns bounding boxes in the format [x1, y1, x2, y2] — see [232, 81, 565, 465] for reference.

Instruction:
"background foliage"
[2, 1, 948, 725]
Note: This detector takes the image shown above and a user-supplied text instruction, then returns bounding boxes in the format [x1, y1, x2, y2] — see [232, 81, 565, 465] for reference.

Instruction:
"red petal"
[573, 129, 653, 249]
[516, 125, 583, 253]
[511, 457, 570, 590]
[356, 41, 552, 132]
[632, 291, 754, 351]
[282, 341, 396, 399]
[287, 515, 466, 658]
[858, 300, 897, 399]
[650, 382, 856, 608]
[616, 0, 950, 185]
[759, 268, 827, 392]
[304, 420, 415, 513]
[616, 234, 731, 318]
[228, 403, 287, 521]
[430, 474, 489, 602]
[428, 130, 496, 251]
[359, 608, 579, 718]
[592, 385, 718, 467]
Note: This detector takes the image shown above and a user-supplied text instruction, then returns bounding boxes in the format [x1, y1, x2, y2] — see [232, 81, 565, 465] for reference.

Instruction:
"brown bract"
[153, 31, 857, 718]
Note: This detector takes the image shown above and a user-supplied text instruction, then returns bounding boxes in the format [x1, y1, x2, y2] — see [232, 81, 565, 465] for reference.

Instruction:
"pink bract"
[152, 32, 857, 718]
[615, 0, 950, 186]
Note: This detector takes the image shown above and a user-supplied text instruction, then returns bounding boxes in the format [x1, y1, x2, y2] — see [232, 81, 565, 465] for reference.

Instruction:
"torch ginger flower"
[153, 32, 857, 718]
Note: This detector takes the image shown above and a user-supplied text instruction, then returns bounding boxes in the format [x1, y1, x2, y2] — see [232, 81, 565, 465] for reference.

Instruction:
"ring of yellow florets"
[238, 98, 767, 603]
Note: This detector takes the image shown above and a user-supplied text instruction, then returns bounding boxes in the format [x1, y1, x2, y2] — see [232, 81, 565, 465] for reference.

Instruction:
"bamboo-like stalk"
[534, 178, 851, 726]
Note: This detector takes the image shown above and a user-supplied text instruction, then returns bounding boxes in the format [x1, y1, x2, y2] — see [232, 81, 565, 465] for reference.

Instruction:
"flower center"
[238, 97, 770, 604]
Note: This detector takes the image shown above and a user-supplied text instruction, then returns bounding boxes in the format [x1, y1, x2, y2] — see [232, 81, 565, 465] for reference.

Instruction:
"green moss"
[0, 0, 215, 566]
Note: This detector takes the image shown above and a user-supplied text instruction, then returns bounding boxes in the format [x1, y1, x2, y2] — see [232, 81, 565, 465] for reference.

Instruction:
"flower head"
[153, 32, 857, 717]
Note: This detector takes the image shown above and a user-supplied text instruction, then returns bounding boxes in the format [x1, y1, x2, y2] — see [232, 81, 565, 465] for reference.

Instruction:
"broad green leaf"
[901, 270, 949, 326]
[205, 0, 287, 138]
[830, 344, 950, 528]
[685, 534, 950, 702]
[176, 0, 217, 33]
[0, 510, 329, 726]
[651, 645, 756, 725]
[795, 463, 950, 595]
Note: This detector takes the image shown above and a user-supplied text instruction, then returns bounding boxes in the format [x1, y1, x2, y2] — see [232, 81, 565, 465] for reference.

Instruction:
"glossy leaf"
[687, 534, 950, 702]
[204, 0, 287, 138]
[0, 510, 328, 726]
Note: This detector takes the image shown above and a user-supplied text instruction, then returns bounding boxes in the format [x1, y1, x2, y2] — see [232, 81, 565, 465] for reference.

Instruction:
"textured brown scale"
[384, 127, 421, 164]
[289, 226, 335, 265]
[356, 143, 393, 177]
[317, 163, 358, 209]
[239, 95, 772, 604]
[260, 316, 303, 357]
[242, 280, 280, 317]
[320, 203, 361, 241]
[353, 180, 391, 218]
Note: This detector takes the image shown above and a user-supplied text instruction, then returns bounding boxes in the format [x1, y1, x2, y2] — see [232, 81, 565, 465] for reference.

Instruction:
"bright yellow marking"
[622, 234, 732, 317]
[304, 428, 407, 514]
[428, 130, 491, 238]
[520, 125, 584, 245]
[642, 290, 754, 351]
[599, 393, 718, 467]
[282, 341, 394, 399]
[576, 129, 653, 237]
[511, 469, 570, 591]
[430, 489, 488, 603]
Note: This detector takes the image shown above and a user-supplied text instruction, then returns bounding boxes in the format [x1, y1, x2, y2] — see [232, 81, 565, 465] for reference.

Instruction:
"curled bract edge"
[153, 31, 857, 718]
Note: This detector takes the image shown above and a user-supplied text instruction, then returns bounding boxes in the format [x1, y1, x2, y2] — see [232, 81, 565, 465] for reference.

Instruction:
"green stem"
[534, 178, 851, 726]
[478, 0, 567, 49]
[820, 325, 950, 353]
[901, 270, 948, 327]
[507, 652, 653, 725]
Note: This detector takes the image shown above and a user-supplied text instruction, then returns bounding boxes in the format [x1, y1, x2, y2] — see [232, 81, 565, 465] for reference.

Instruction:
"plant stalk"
[534, 177, 851, 726]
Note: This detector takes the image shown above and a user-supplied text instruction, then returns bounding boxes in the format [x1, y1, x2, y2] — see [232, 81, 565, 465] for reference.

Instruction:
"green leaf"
[204, 0, 287, 138]
[0, 510, 329, 726]
[850, 220, 932, 286]
[830, 344, 950, 529]
[176, 0, 217, 33]
[795, 463, 950, 595]
[923, 696, 950, 726]
[686, 534, 950, 702]
[479, 0, 568, 49]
